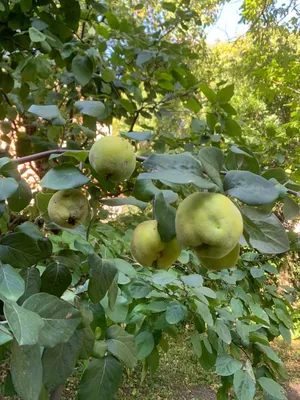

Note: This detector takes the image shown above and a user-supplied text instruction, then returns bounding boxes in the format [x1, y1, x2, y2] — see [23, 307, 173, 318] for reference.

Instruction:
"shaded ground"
[276, 340, 300, 400]
[1, 337, 300, 399]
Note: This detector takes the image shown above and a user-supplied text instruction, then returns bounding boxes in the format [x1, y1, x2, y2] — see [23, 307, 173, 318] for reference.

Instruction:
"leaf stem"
[49, 386, 64, 400]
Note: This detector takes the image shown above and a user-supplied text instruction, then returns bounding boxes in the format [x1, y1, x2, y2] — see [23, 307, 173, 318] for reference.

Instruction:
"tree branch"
[13, 150, 300, 198]
[15, 149, 147, 164]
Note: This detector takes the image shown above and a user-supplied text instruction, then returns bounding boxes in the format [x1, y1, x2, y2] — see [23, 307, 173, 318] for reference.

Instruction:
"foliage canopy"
[0, 0, 299, 399]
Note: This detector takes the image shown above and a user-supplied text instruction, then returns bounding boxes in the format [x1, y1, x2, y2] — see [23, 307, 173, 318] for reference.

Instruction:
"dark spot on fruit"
[68, 216, 77, 226]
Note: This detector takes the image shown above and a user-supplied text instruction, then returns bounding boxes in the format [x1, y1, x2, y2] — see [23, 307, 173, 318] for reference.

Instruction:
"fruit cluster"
[131, 192, 243, 271]
[48, 136, 243, 270]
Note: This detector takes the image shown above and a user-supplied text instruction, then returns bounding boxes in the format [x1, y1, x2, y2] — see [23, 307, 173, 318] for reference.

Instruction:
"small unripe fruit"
[89, 136, 136, 182]
[131, 220, 182, 269]
[48, 189, 89, 229]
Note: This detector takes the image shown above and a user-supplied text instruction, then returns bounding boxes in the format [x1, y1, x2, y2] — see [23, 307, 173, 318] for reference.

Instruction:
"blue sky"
[206, 0, 249, 43]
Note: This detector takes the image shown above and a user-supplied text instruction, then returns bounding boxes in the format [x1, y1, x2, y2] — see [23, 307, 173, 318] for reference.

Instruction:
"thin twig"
[129, 108, 142, 132]
[0, 88, 12, 106]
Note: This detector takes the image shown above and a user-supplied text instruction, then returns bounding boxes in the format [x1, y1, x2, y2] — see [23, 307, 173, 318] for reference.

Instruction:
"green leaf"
[256, 344, 281, 363]
[154, 192, 176, 242]
[42, 330, 82, 390]
[191, 118, 206, 133]
[158, 80, 174, 90]
[0, 70, 14, 93]
[165, 300, 187, 324]
[120, 98, 136, 113]
[41, 164, 90, 190]
[101, 294, 128, 323]
[230, 298, 244, 317]
[108, 278, 118, 309]
[8, 179, 32, 212]
[224, 171, 279, 206]
[190, 332, 202, 358]
[250, 266, 265, 279]
[198, 147, 224, 189]
[105, 12, 119, 29]
[225, 119, 242, 136]
[0, 157, 20, 179]
[40, 262, 72, 298]
[93, 340, 108, 358]
[36, 192, 52, 216]
[226, 146, 260, 174]
[242, 207, 290, 254]
[146, 346, 159, 376]
[0, 264, 25, 301]
[233, 370, 255, 400]
[121, 131, 153, 141]
[0, 177, 18, 201]
[136, 331, 155, 360]
[128, 280, 152, 298]
[72, 55, 93, 86]
[78, 356, 123, 400]
[140, 153, 216, 189]
[4, 301, 44, 345]
[29, 27, 46, 42]
[279, 324, 291, 344]
[199, 340, 217, 371]
[275, 308, 293, 329]
[283, 196, 299, 220]
[28, 105, 65, 124]
[152, 270, 177, 285]
[50, 150, 89, 163]
[146, 300, 169, 312]
[199, 83, 216, 102]
[75, 101, 107, 120]
[102, 68, 116, 82]
[21, 0, 32, 12]
[18, 268, 41, 304]
[206, 113, 218, 131]
[181, 274, 203, 287]
[88, 254, 117, 303]
[106, 325, 137, 368]
[0, 324, 12, 345]
[15, 221, 44, 240]
[162, 1, 176, 12]
[11, 340, 42, 400]
[0, 232, 43, 268]
[195, 300, 213, 326]
[136, 50, 156, 67]
[79, 326, 94, 359]
[216, 354, 242, 376]
[100, 196, 147, 210]
[216, 84, 234, 103]
[185, 96, 201, 113]
[110, 258, 137, 278]
[133, 179, 178, 203]
[216, 319, 231, 344]
[262, 168, 288, 183]
[258, 377, 286, 400]
[23, 293, 81, 348]
[217, 385, 229, 400]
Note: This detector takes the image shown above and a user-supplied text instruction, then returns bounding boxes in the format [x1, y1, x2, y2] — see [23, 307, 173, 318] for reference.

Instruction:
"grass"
[1, 331, 300, 400]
